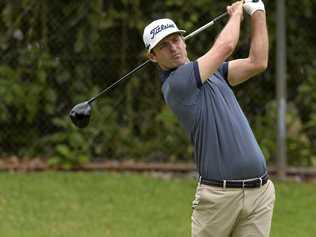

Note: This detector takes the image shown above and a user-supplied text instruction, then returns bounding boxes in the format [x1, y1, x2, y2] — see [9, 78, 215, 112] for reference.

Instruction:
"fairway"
[0, 172, 315, 237]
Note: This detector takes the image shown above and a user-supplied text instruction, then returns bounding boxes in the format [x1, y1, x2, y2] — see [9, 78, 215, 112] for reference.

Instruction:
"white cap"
[143, 18, 185, 53]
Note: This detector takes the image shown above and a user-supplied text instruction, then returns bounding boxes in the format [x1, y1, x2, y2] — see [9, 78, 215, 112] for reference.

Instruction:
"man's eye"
[173, 37, 179, 43]
[159, 44, 167, 49]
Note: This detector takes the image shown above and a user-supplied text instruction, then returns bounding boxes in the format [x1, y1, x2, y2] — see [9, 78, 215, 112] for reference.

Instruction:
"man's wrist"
[251, 10, 266, 17]
[232, 11, 243, 20]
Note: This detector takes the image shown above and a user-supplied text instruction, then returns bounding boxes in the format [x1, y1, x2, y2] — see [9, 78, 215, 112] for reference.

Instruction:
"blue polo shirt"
[160, 61, 267, 180]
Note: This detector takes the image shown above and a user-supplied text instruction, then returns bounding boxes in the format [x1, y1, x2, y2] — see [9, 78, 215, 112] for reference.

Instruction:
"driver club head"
[69, 101, 92, 128]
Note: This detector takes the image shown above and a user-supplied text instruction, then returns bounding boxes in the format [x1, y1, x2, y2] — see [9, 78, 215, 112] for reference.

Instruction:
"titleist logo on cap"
[150, 24, 175, 40]
[143, 18, 184, 52]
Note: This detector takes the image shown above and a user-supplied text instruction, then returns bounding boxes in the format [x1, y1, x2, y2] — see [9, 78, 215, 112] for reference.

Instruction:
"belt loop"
[259, 177, 263, 187]
[242, 180, 245, 189]
[198, 176, 202, 185]
[223, 180, 226, 189]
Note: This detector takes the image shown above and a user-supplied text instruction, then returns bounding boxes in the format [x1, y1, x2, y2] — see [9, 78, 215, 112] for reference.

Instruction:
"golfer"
[143, 0, 274, 236]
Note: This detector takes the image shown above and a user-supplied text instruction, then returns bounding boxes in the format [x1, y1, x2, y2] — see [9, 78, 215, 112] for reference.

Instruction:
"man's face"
[149, 33, 188, 70]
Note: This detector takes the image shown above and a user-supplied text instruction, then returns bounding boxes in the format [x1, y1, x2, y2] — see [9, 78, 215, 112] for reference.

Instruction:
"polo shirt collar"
[159, 68, 176, 84]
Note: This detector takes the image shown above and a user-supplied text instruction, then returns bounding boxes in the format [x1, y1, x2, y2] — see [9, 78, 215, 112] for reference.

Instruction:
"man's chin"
[173, 59, 186, 67]
[163, 59, 187, 70]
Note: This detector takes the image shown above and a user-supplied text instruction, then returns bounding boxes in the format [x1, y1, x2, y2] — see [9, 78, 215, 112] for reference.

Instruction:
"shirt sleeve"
[166, 61, 201, 105]
[217, 62, 229, 82]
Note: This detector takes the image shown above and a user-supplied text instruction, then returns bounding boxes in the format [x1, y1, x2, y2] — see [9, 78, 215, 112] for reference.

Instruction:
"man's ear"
[148, 51, 157, 63]
[182, 36, 187, 49]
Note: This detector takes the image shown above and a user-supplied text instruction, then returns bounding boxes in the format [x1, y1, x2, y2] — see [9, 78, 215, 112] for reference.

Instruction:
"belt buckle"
[223, 180, 227, 189]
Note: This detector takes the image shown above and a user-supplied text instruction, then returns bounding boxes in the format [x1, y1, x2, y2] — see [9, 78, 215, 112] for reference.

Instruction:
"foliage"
[254, 101, 316, 166]
[0, 0, 315, 167]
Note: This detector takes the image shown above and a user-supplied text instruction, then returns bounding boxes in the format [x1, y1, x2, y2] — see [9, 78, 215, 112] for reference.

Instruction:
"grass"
[272, 180, 316, 237]
[0, 172, 315, 237]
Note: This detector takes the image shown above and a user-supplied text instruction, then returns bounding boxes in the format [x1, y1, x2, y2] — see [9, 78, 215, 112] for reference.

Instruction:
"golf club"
[69, 11, 228, 128]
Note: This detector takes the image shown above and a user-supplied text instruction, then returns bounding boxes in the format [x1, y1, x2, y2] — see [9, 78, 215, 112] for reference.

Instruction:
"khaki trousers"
[191, 180, 275, 237]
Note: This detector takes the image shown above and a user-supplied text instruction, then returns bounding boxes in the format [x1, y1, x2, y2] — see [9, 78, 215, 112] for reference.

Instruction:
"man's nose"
[168, 42, 177, 51]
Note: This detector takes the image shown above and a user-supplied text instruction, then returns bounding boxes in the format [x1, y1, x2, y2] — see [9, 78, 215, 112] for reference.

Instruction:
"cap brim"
[148, 30, 186, 53]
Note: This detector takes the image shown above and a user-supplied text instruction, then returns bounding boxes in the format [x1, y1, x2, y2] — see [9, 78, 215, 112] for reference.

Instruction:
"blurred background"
[0, 0, 315, 173]
[1, 1, 316, 236]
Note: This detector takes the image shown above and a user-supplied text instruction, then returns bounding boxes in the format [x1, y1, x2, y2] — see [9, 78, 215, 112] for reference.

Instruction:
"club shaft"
[184, 12, 228, 41]
[88, 60, 150, 103]
[88, 11, 229, 103]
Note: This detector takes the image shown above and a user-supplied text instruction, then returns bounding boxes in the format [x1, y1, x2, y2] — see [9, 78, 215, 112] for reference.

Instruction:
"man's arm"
[228, 10, 268, 86]
[197, 1, 243, 83]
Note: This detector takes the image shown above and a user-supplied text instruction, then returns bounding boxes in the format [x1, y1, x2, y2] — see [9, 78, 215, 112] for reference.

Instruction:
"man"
[143, 1, 275, 236]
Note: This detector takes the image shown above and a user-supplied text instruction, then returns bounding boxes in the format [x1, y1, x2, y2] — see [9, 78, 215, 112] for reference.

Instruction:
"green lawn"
[0, 172, 315, 237]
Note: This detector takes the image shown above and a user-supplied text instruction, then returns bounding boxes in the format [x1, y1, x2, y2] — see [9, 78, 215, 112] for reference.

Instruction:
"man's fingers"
[227, 1, 244, 16]
[227, 6, 232, 15]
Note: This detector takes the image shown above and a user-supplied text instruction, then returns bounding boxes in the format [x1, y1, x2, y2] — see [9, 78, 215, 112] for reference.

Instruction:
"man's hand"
[243, 0, 265, 16]
[227, 1, 244, 18]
